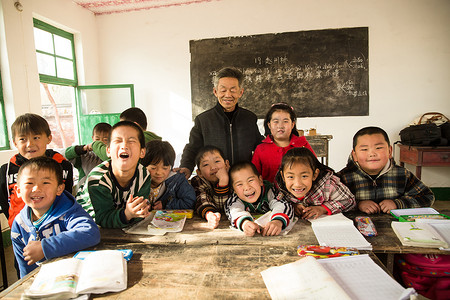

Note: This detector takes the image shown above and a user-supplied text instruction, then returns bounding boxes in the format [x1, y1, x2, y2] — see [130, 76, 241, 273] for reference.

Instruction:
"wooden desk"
[1, 201, 448, 299]
[398, 144, 450, 179]
[305, 134, 333, 165]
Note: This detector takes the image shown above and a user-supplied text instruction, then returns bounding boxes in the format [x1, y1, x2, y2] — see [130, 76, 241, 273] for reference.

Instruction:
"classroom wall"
[0, 0, 449, 188]
[94, 0, 450, 186]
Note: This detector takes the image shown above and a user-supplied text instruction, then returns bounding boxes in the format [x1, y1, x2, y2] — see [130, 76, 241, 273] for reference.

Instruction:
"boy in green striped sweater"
[76, 121, 152, 228]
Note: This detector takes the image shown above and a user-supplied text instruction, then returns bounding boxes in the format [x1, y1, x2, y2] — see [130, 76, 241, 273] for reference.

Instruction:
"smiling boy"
[0, 113, 73, 229]
[338, 126, 434, 214]
[76, 121, 152, 228]
[191, 145, 231, 229]
[11, 157, 100, 278]
[225, 161, 294, 236]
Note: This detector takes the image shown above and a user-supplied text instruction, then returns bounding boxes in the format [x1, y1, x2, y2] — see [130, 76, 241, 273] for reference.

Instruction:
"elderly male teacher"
[178, 67, 264, 179]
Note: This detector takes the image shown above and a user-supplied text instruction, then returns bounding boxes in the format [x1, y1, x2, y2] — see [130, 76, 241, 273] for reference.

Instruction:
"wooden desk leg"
[415, 166, 422, 179]
[386, 253, 395, 275]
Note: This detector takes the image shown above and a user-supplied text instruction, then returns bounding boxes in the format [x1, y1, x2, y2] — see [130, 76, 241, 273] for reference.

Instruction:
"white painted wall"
[0, 0, 449, 187]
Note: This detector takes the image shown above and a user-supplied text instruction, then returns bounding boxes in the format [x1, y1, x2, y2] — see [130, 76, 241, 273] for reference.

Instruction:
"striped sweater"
[76, 160, 151, 228]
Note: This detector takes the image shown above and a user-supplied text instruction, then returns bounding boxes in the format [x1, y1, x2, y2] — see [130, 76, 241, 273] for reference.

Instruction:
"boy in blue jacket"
[142, 140, 196, 210]
[11, 157, 100, 278]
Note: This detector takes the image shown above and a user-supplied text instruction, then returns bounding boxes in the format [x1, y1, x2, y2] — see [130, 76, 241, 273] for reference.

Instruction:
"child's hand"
[152, 200, 163, 210]
[242, 220, 261, 237]
[206, 211, 221, 229]
[358, 200, 381, 214]
[124, 195, 151, 221]
[294, 203, 306, 217]
[23, 240, 44, 265]
[302, 206, 327, 219]
[83, 143, 93, 152]
[262, 219, 283, 236]
[215, 167, 229, 187]
[379, 200, 397, 213]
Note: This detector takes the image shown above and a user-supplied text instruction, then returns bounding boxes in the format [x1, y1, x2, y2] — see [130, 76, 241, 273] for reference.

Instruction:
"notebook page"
[390, 207, 438, 217]
[261, 256, 351, 300]
[415, 219, 450, 250]
[310, 214, 372, 250]
[318, 255, 416, 300]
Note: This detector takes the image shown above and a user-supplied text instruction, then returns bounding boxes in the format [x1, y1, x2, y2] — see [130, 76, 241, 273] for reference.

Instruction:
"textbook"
[415, 218, 450, 251]
[309, 213, 372, 250]
[390, 207, 450, 222]
[261, 254, 416, 300]
[23, 250, 127, 299]
[124, 210, 187, 235]
[391, 221, 449, 248]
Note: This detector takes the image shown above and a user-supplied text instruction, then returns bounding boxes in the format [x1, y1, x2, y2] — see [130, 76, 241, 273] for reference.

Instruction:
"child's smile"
[231, 167, 263, 204]
[282, 162, 319, 199]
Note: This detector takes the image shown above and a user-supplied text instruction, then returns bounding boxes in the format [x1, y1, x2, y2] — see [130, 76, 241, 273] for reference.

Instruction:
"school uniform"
[76, 160, 151, 228]
[11, 190, 100, 278]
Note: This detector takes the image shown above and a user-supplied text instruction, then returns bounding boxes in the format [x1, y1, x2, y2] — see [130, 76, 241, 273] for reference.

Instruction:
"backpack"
[400, 113, 449, 146]
[396, 254, 450, 300]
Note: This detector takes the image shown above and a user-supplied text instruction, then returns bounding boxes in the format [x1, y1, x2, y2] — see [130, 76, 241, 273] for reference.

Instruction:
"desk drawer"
[422, 151, 450, 166]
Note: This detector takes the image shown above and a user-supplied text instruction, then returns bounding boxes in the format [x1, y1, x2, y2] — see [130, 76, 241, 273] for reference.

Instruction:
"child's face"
[92, 130, 109, 144]
[16, 167, 64, 219]
[13, 133, 52, 160]
[107, 126, 145, 173]
[231, 167, 263, 204]
[282, 162, 319, 199]
[147, 161, 171, 188]
[268, 110, 294, 141]
[352, 133, 392, 176]
[197, 151, 229, 183]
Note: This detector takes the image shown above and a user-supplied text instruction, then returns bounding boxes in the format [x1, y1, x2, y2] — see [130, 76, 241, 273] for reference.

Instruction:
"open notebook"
[309, 213, 372, 250]
[261, 254, 416, 300]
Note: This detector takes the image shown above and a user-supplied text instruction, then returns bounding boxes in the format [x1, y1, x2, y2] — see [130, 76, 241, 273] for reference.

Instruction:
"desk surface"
[1, 201, 449, 299]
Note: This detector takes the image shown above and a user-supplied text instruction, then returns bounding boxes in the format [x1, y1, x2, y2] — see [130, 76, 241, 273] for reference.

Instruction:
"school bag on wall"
[399, 112, 449, 146]
[396, 254, 450, 300]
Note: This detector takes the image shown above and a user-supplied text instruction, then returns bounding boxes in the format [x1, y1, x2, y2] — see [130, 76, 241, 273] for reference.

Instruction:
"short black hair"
[353, 126, 390, 149]
[18, 156, 64, 185]
[120, 107, 147, 130]
[109, 121, 145, 149]
[195, 145, 226, 169]
[229, 161, 260, 186]
[141, 140, 175, 167]
[213, 67, 244, 88]
[11, 113, 51, 138]
[92, 122, 112, 135]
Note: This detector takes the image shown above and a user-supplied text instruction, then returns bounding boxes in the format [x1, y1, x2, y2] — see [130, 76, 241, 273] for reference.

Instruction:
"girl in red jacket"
[251, 103, 315, 183]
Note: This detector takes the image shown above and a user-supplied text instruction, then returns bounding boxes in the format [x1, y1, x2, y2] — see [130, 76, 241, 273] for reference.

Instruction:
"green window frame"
[0, 72, 9, 150]
[33, 18, 77, 86]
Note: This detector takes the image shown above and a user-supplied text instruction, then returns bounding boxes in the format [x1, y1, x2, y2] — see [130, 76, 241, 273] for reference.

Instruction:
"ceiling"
[72, 0, 216, 15]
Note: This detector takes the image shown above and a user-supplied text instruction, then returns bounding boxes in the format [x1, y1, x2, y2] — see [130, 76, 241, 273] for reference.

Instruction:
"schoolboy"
[225, 161, 294, 236]
[0, 113, 73, 228]
[92, 107, 161, 161]
[338, 126, 434, 214]
[141, 140, 195, 210]
[65, 122, 112, 191]
[11, 157, 100, 278]
[76, 121, 152, 228]
[191, 145, 231, 229]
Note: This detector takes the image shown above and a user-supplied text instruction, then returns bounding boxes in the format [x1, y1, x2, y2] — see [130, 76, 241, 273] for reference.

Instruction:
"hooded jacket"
[11, 190, 100, 278]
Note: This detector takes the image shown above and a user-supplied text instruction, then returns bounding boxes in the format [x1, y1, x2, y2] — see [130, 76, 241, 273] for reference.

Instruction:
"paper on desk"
[261, 254, 416, 300]
[254, 211, 298, 235]
[309, 213, 372, 250]
[415, 218, 450, 251]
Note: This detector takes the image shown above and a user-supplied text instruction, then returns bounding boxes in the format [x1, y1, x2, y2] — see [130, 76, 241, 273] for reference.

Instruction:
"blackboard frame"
[190, 27, 369, 119]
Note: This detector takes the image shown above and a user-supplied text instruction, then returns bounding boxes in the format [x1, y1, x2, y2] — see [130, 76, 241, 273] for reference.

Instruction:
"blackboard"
[190, 27, 369, 119]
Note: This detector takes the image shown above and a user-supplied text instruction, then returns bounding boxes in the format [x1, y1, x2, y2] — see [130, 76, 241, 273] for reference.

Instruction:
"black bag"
[399, 112, 448, 146]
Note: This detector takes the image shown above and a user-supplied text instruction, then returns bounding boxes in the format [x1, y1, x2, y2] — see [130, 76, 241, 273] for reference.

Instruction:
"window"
[34, 19, 77, 149]
[0, 72, 9, 150]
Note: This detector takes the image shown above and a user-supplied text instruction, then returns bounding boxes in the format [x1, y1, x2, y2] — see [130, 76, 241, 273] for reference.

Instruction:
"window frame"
[0, 71, 10, 150]
[33, 18, 78, 86]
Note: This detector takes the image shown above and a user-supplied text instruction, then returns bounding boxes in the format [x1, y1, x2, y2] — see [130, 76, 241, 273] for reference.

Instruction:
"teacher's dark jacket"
[180, 102, 263, 172]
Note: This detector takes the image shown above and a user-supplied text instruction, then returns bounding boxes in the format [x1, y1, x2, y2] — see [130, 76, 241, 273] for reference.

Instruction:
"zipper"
[229, 123, 234, 163]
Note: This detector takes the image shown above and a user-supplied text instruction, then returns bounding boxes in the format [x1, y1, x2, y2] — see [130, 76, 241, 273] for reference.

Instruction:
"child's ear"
[351, 150, 358, 162]
[196, 168, 202, 177]
[258, 175, 264, 186]
[47, 134, 53, 145]
[312, 168, 320, 181]
[56, 183, 65, 196]
[225, 160, 230, 170]
[388, 145, 393, 158]
[106, 146, 111, 158]
[139, 148, 146, 159]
